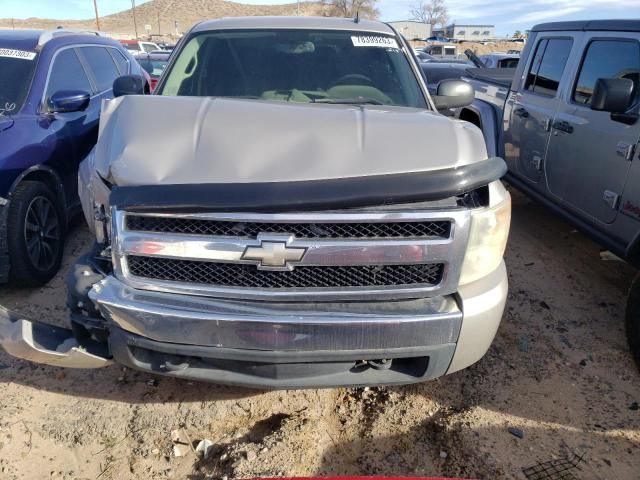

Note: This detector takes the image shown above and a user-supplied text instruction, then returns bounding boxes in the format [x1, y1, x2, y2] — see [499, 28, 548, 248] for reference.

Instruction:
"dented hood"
[95, 95, 487, 186]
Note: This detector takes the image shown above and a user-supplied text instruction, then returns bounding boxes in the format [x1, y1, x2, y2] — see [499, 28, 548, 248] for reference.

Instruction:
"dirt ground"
[1, 188, 639, 480]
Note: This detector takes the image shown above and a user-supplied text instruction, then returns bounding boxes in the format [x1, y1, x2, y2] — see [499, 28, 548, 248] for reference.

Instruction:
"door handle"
[514, 107, 529, 118]
[552, 120, 574, 134]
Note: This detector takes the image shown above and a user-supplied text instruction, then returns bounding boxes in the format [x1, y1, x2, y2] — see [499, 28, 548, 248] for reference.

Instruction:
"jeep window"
[46, 49, 92, 100]
[159, 29, 426, 108]
[0, 54, 37, 114]
[525, 38, 573, 97]
[573, 40, 640, 106]
[78, 46, 120, 93]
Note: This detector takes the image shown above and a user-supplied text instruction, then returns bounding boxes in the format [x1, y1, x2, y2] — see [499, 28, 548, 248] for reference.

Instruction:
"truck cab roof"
[192, 16, 396, 35]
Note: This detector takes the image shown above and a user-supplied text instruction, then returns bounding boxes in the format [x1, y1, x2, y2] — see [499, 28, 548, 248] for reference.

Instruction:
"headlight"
[459, 192, 511, 286]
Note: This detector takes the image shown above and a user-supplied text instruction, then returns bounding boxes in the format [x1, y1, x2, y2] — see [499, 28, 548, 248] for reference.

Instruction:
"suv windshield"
[0, 54, 37, 115]
[159, 29, 427, 108]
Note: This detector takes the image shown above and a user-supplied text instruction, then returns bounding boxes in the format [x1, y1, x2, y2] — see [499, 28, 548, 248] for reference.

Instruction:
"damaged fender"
[0, 305, 111, 368]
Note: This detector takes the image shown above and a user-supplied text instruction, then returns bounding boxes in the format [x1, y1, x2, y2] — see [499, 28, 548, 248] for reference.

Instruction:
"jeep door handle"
[552, 120, 574, 134]
[514, 107, 529, 118]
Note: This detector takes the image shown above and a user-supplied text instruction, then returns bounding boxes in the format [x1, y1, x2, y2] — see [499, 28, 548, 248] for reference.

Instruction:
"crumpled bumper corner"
[0, 305, 112, 369]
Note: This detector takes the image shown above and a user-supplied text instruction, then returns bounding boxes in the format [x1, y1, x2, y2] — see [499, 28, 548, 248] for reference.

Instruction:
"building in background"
[388, 20, 431, 41]
[433, 24, 495, 42]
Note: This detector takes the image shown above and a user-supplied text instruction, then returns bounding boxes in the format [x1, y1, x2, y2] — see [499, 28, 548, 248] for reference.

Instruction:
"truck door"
[545, 35, 640, 224]
[504, 36, 575, 184]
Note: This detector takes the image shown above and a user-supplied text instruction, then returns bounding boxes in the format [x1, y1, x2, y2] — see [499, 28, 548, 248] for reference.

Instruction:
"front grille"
[126, 255, 444, 289]
[126, 215, 451, 239]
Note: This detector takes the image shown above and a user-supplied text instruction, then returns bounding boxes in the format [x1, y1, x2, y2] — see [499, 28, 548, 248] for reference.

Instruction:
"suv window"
[46, 48, 92, 100]
[110, 48, 130, 75]
[573, 40, 640, 106]
[79, 46, 120, 92]
[525, 38, 573, 97]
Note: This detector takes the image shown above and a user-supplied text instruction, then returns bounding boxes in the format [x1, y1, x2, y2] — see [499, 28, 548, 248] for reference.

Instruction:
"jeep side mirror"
[432, 79, 475, 110]
[113, 75, 146, 97]
[47, 90, 90, 113]
[591, 78, 634, 113]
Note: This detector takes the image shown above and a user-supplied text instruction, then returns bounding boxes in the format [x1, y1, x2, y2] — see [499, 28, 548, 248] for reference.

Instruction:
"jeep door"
[504, 35, 576, 185]
[544, 34, 640, 224]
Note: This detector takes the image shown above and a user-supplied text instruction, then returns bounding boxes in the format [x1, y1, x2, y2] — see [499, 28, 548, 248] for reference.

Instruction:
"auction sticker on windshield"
[0, 48, 36, 60]
[351, 35, 399, 49]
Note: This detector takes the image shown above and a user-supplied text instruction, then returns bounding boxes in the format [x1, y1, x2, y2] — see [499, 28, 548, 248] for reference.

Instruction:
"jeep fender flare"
[456, 100, 502, 159]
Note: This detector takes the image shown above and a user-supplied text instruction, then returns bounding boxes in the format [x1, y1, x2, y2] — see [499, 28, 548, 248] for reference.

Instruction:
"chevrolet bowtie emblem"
[241, 240, 306, 270]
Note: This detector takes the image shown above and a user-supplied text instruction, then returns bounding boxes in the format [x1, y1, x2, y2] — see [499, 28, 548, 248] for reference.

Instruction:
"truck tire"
[626, 272, 640, 370]
[7, 181, 65, 287]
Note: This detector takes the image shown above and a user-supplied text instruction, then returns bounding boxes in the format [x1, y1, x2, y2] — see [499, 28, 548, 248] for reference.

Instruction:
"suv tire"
[626, 272, 640, 370]
[7, 181, 65, 286]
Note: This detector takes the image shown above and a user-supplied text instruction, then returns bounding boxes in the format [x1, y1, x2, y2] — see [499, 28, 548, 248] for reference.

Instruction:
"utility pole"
[92, 0, 101, 30]
[297, 0, 300, 15]
[131, 0, 139, 38]
[157, 6, 161, 35]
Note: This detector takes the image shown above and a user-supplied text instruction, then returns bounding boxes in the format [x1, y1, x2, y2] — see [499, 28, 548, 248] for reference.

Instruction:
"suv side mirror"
[591, 78, 635, 113]
[113, 75, 146, 97]
[48, 90, 90, 113]
[432, 79, 475, 110]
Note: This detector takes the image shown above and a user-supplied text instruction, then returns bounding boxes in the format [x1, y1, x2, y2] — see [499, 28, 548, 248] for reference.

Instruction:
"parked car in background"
[456, 19, 640, 367]
[424, 44, 459, 60]
[0, 16, 511, 389]
[426, 36, 450, 43]
[477, 53, 520, 68]
[0, 29, 145, 286]
[135, 51, 171, 91]
[120, 39, 162, 54]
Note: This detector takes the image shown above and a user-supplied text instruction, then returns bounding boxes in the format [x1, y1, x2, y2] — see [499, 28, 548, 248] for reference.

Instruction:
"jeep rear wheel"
[7, 181, 65, 286]
[626, 272, 640, 370]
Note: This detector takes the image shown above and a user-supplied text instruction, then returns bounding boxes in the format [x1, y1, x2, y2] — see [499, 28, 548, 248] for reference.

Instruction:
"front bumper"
[0, 263, 507, 387]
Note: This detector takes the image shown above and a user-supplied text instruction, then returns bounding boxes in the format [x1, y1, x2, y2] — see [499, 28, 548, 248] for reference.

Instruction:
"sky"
[2, 0, 640, 36]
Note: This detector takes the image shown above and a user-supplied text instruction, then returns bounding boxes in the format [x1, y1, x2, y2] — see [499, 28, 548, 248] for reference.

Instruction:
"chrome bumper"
[0, 306, 111, 369]
[0, 263, 507, 383]
[89, 276, 463, 351]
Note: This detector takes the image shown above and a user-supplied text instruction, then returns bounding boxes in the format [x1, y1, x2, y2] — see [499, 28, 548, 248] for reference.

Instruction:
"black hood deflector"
[110, 157, 506, 213]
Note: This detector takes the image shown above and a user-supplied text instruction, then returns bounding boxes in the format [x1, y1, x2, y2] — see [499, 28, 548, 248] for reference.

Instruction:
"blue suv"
[0, 29, 145, 286]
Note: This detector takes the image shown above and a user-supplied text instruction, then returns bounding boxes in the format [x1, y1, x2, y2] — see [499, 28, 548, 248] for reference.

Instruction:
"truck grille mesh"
[126, 255, 444, 289]
[126, 216, 451, 239]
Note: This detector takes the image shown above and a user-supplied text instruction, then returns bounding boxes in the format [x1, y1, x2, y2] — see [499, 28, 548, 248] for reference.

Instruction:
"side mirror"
[591, 78, 634, 113]
[432, 79, 475, 110]
[47, 90, 90, 113]
[113, 75, 146, 97]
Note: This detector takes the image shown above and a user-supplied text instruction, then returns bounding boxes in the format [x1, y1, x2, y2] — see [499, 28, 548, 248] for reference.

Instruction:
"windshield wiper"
[314, 97, 384, 105]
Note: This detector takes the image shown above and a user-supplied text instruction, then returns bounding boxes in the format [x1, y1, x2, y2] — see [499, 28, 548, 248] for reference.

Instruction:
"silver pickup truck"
[456, 20, 640, 367]
[0, 17, 511, 388]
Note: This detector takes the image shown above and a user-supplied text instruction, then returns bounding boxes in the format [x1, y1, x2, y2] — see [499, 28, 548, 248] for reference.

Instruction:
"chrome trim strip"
[111, 209, 471, 301]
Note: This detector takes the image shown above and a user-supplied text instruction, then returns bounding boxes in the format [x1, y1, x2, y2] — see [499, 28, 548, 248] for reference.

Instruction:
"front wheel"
[7, 180, 65, 286]
[626, 272, 640, 370]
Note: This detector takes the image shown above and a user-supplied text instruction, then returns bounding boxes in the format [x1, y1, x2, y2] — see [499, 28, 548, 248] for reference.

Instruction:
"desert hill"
[0, 0, 328, 38]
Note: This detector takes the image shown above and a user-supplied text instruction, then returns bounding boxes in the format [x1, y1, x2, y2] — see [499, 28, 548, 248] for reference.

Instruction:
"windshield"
[159, 29, 427, 108]
[0, 54, 37, 115]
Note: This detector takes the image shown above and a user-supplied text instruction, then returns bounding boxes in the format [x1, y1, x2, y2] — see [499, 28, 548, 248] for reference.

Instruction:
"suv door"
[504, 35, 575, 185]
[43, 47, 95, 205]
[545, 35, 640, 224]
